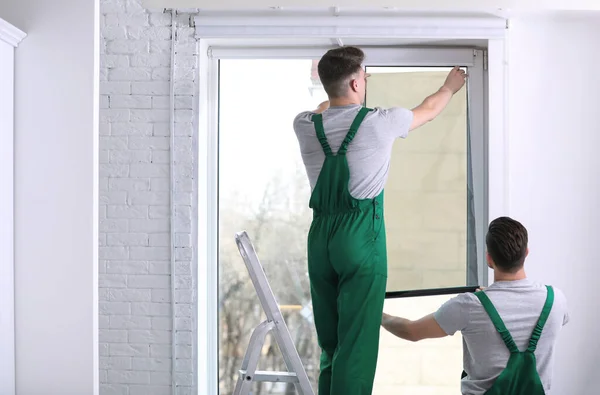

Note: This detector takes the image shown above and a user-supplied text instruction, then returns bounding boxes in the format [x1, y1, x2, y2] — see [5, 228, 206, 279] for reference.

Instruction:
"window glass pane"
[218, 59, 323, 394]
[375, 295, 462, 394]
[217, 58, 474, 395]
[365, 66, 478, 292]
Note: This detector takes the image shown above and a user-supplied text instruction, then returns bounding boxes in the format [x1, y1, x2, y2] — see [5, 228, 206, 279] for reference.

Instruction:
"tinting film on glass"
[365, 67, 479, 294]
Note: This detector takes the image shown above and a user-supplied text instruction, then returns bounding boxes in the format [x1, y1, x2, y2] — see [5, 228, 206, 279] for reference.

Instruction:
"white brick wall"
[100, 1, 197, 394]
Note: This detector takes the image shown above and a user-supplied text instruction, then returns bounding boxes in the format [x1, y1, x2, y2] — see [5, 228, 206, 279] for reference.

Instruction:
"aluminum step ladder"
[233, 231, 315, 395]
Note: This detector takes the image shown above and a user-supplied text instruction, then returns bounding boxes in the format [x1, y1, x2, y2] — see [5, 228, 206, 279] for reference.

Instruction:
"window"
[194, 10, 508, 395]
[206, 47, 486, 394]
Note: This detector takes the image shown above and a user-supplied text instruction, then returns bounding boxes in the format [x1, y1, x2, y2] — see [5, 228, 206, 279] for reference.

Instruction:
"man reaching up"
[293, 46, 466, 395]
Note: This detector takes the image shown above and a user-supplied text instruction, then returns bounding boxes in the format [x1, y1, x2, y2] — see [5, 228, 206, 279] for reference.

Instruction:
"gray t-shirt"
[434, 279, 569, 395]
[293, 104, 414, 199]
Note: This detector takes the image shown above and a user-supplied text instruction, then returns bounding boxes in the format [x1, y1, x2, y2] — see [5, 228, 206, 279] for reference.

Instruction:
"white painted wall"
[0, 0, 99, 394]
[507, 12, 600, 393]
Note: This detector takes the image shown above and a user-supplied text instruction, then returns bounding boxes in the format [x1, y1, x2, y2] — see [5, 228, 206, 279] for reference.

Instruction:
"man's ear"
[486, 252, 494, 269]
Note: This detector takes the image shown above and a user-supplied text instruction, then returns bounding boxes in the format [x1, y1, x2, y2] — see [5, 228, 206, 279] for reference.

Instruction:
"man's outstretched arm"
[381, 312, 448, 342]
[409, 66, 467, 131]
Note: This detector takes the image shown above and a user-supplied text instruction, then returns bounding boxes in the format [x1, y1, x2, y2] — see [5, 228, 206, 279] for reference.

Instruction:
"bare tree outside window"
[218, 59, 326, 394]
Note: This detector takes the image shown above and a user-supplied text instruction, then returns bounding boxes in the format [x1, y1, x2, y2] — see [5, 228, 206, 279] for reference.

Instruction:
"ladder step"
[239, 370, 299, 383]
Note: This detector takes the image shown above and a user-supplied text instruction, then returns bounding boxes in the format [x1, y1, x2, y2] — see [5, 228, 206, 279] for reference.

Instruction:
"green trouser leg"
[308, 197, 387, 395]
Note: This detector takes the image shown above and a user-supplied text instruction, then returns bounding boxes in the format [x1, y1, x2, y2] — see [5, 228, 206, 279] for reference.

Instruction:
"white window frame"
[0, 17, 26, 395]
[195, 12, 508, 395]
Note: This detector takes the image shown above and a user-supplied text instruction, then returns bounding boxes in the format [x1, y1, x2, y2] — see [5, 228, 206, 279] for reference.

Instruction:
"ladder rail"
[234, 232, 282, 323]
[271, 322, 314, 392]
[233, 231, 315, 395]
[233, 320, 274, 395]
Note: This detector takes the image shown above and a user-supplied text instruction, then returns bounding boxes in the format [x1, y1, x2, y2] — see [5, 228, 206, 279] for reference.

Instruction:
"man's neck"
[493, 269, 527, 282]
[329, 97, 361, 107]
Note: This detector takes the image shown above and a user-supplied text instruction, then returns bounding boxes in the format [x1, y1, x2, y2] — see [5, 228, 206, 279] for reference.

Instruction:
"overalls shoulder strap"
[311, 113, 333, 157]
[338, 107, 371, 155]
[527, 285, 554, 353]
[312, 107, 372, 156]
[475, 291, 520, 353]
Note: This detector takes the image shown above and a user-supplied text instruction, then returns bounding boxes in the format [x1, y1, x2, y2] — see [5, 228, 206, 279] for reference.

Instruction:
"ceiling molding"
[142, 0, 600, 12]
[194, 12, 507, 40]
[143, 0, 516, 9]
[0, 18, 26, 47]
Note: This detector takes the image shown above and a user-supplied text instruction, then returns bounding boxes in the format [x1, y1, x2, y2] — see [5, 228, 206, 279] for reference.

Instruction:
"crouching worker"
[381, 217, 569, 395]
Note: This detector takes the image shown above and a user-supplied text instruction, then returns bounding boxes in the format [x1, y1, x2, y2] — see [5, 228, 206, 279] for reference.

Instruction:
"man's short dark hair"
[486, 216, 529, 273]
[317, 46, 365, 98]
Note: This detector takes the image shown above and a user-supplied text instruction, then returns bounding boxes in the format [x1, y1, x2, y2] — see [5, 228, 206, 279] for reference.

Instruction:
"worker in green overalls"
[381, 216, 569, 394]
[293, 46, 466, 394]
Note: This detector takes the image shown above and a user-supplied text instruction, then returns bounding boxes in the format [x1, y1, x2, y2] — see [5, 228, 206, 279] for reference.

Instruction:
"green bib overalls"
[307, 107, 387, 395]
[466, 286, 554, 395]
